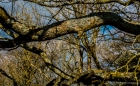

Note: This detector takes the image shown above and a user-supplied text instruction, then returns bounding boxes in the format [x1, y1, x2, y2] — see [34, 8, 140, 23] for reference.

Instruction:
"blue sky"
[0, 29, 12, 39]
[0, 0, 59, 39]
[0, 1, 13, 38]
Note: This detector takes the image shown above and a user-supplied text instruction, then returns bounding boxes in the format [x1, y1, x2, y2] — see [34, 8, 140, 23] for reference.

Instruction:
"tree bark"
[0, 6, 140, 49]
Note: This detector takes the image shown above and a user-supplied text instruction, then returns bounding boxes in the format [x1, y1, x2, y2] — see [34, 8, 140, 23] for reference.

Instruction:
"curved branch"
[22, 12, 140, 41]
[48, 69, 140, 85]
[1, 6, 140, 49]
[68, 69, 139, 85]
[24, 0, 137, 7]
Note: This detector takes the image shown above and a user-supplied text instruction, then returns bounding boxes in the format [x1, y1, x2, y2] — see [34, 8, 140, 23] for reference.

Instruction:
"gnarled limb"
[1, 5, 140, 50]
[23, 0, 137, 7]
[45, 69, 140, 85]
[1, 6, 140, 48]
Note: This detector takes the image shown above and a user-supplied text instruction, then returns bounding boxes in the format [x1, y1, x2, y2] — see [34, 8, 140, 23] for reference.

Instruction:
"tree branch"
[20, 43, 73, 80]
[23, 0, 136, 7]
[46, 69, 140, 85]
[1, 6, 140, 48]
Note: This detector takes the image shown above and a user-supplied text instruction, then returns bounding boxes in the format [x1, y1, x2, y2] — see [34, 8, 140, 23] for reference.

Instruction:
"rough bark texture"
[25, 0, 136, 7]
[0, 69, 18, 86]
[0, 0, 140, 85]
[0, 7, 140, 49]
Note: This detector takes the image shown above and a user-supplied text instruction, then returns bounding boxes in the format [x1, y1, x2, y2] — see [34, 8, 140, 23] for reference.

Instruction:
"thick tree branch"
[76, 69, 140, 85]
[0, 4, 140, 85]
[46, 69, 140, 85]
[1, 6, 140, 49]
[24, 0, 137, 7]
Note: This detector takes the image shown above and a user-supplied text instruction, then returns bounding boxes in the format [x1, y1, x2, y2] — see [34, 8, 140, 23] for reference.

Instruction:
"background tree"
[0, 0, 140, 86]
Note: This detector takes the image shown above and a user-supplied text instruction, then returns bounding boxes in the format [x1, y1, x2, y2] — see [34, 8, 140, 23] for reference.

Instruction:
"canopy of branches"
[0, 0, 140, 86]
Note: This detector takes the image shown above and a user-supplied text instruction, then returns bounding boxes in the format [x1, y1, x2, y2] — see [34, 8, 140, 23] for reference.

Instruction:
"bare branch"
[46, 69, 140, 85]
[1, 6, 140, 49]
[20, 43, 73, 80]
[23, 0, 136, 7]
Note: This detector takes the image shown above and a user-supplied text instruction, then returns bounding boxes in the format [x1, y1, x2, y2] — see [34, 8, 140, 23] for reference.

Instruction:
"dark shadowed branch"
[1, 6, 140, 49]
[23, 0, 137, 7]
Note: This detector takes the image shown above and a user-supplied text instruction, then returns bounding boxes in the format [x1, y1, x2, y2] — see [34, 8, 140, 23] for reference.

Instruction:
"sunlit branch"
[1, 6, 140, 49]
[24, 0, 136, 7]
[20, 43, 73, 80]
